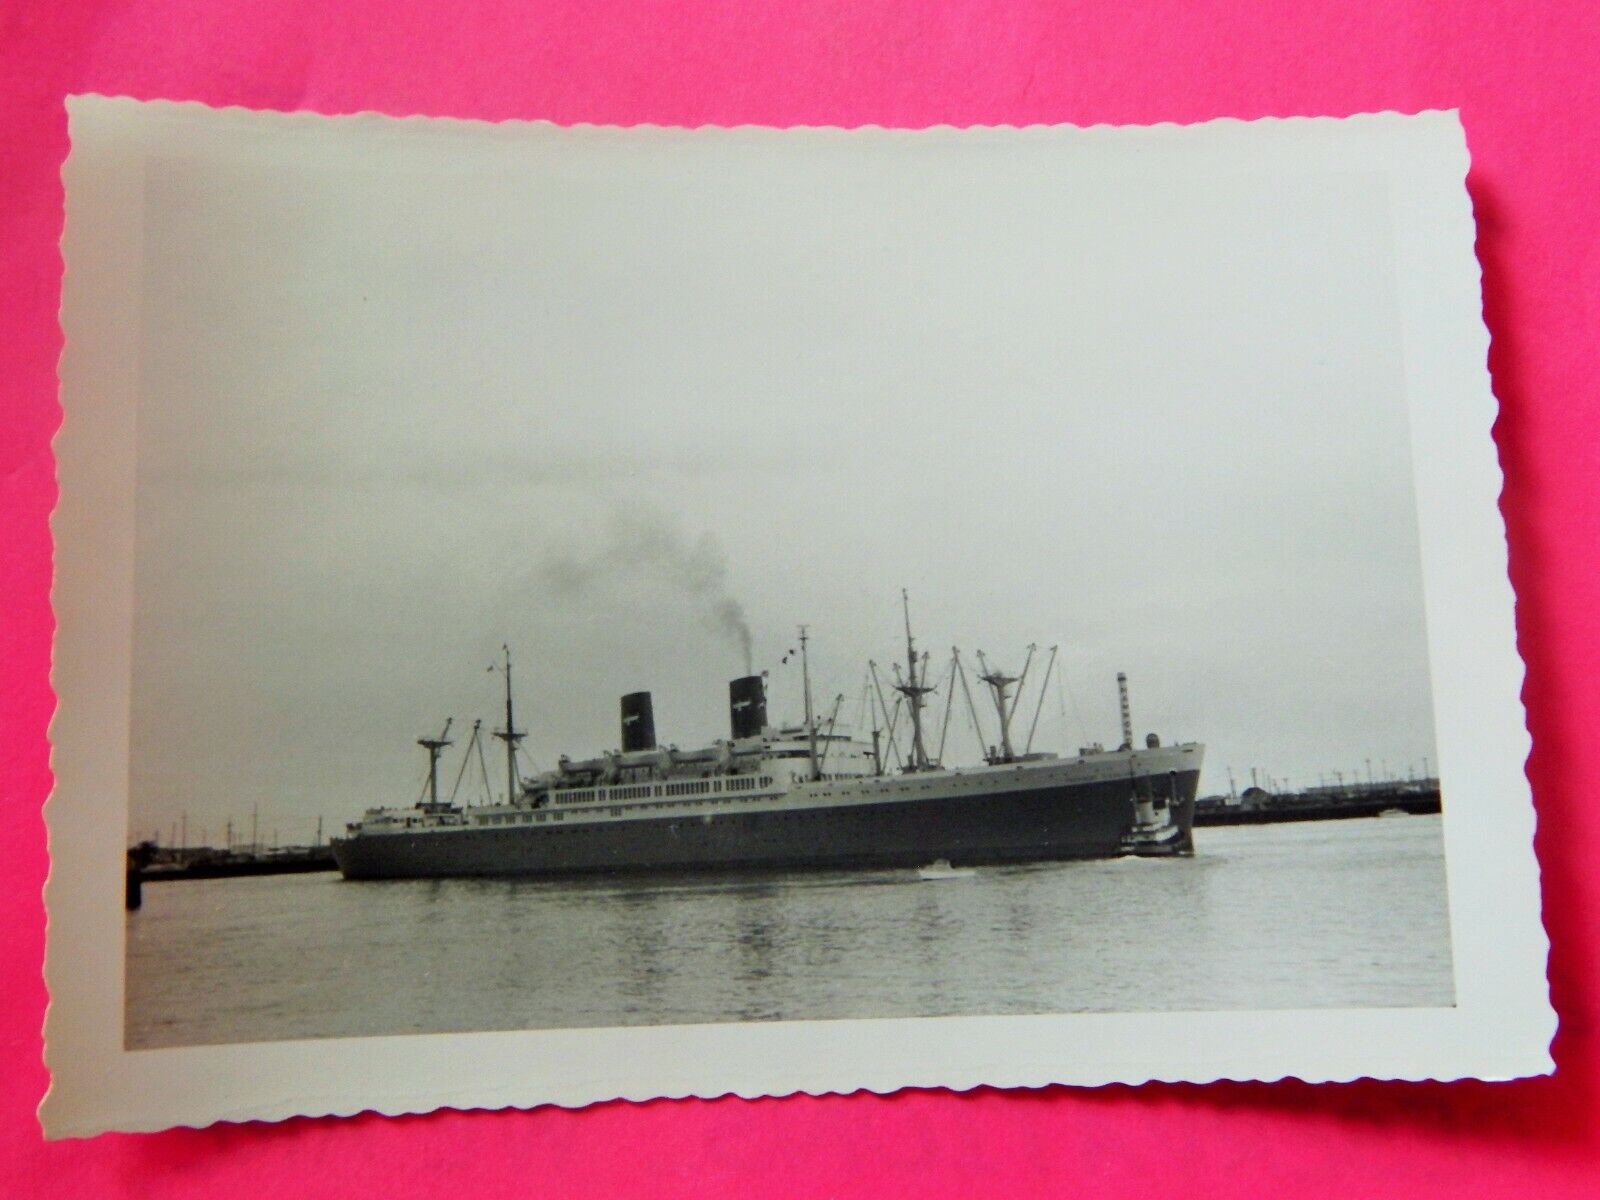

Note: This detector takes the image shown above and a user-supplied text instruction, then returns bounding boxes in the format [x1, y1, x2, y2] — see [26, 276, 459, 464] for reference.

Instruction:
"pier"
[1194, 778, 1441, 827]
[126, 842, 337, 908]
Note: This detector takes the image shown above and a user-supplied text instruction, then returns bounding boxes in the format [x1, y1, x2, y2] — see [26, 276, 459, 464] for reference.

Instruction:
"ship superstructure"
[333, 601, 1203, 880]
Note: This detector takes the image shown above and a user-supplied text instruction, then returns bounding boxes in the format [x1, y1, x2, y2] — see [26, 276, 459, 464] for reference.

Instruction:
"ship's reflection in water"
[125, 817, 1454, 1050]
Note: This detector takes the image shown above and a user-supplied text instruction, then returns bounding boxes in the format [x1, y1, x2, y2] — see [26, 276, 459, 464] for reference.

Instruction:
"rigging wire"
[1008, 645, 1037, 726]
[476, 727, 495, 806]
[955, 652, 988, 762]
[868, 661, 898, 757]
[935, 651, 958, 765]
[816, 693, 846, 771]
[448, 720, 483, 803]
[1023, 645, 1060, 756]
[885, 696, 905, 769]
[883, 679, 904, 745]
[1059, 655, 1087, 749]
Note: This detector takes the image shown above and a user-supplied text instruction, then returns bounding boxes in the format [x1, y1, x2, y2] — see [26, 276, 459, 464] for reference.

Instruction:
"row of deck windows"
[553, 776, 773, 805]
[473, 777, 777, 827]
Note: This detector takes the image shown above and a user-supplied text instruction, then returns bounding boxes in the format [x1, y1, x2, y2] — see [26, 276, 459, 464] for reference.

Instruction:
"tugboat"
[333, 595, 1203, 880]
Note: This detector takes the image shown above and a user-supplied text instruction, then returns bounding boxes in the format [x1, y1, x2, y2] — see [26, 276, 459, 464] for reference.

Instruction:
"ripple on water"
[124, 815, 1455, 1048]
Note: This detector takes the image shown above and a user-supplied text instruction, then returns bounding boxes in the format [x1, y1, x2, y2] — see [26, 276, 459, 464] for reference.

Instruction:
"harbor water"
[125, 815, 1454, 1049]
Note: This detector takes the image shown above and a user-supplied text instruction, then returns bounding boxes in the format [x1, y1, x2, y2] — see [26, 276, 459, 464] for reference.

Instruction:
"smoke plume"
[536, 511, 755, 674]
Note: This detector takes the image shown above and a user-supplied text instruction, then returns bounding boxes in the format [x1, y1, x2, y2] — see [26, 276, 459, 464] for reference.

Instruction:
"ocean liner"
[332, 598, 1203, 880]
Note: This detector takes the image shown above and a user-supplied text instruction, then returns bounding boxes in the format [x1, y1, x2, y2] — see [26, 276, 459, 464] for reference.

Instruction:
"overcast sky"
[127, 121, 1437, 847]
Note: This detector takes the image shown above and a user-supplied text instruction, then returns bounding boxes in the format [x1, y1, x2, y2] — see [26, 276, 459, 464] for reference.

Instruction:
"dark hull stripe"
[333, 771, 1201, 881]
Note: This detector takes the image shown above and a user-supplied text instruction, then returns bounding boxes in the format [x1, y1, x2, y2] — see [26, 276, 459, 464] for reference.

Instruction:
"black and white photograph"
[44, 100, 1551, 1135]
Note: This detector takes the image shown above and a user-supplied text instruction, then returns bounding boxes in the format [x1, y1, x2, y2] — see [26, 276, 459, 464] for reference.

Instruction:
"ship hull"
[333, 769, 1200, 881]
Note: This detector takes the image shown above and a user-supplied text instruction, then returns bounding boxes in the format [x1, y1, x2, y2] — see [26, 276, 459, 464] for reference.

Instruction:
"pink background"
[4, 2, 1598, 1195]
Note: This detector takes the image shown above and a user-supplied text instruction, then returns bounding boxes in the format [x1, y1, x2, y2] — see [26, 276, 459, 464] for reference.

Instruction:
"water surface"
[126, 815, 1455, 1048]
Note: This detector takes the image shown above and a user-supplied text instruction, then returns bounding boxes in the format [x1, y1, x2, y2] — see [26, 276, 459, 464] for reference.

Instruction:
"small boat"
[917, 859, 977, 880]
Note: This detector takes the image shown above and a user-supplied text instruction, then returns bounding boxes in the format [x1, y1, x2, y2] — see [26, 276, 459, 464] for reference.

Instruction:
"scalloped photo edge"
[41, 99, 1551, 1137]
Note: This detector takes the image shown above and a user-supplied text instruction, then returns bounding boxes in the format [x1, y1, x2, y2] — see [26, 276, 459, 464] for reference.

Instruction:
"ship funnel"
[729, 675, 767, 740]
[620, 691, 657, 752]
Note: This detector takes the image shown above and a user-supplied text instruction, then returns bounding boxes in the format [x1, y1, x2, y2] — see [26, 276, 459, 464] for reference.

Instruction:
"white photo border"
[42, 99, 1552, 1137]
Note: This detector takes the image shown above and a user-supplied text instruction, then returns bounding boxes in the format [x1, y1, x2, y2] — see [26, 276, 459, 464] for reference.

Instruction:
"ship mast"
[869, 678, 884, 776]
[492, 645, 525, 803]
[976, 644, 1033, 763]
[418, 718, 454, 808]
[894, 589, 934, 771]
[975, 652, 1018, 762]
[798, 625, 821, 781]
